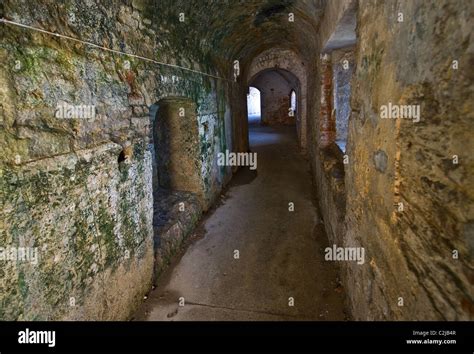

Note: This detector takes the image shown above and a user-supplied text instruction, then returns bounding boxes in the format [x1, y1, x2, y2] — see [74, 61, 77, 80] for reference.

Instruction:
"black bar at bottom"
[0, 321, 472, 353]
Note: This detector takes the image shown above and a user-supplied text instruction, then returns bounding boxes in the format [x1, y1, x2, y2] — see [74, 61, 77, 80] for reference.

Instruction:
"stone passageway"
[136, 123, 346, 320]
[1, 0, 472, 322]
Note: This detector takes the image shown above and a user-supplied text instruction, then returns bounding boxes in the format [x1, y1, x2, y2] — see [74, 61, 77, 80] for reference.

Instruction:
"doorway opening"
[247, 86, 261, 125]
[290, 89, 297, 117]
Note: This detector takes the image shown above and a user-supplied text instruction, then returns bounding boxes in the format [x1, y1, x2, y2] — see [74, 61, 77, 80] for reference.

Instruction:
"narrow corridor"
[136, 124, 346, 320]
[2, 0, 472, 325]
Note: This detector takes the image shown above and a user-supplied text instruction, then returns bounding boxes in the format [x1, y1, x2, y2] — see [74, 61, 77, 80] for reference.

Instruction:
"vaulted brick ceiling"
[149, 0, 326, 75]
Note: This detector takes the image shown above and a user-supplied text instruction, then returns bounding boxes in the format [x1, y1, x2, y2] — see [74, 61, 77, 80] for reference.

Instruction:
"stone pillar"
[153, 97, 205, 202]
[319, 54, 336, 147]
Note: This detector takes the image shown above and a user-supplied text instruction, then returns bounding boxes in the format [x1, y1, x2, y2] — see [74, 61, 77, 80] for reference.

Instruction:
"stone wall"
[312, 0, 474, 320]
[0, 141, 154, 320]
[0, 0, 233, 320]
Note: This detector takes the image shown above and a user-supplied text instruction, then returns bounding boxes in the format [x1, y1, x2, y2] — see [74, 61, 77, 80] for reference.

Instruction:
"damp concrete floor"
[135, 122, 347, 321]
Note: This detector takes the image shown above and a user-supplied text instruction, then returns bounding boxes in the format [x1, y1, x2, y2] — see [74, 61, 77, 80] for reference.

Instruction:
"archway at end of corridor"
[247, 68, 300, 128]
[246, 68, 301, 150]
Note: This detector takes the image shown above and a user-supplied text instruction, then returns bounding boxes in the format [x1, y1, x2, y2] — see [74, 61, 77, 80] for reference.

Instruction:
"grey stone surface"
[373, 150, 388, 173]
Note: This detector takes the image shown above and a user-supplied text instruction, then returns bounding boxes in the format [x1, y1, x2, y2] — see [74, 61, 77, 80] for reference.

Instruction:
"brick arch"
[246, 49, 308, 151]
[248, 68, 301, 127]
